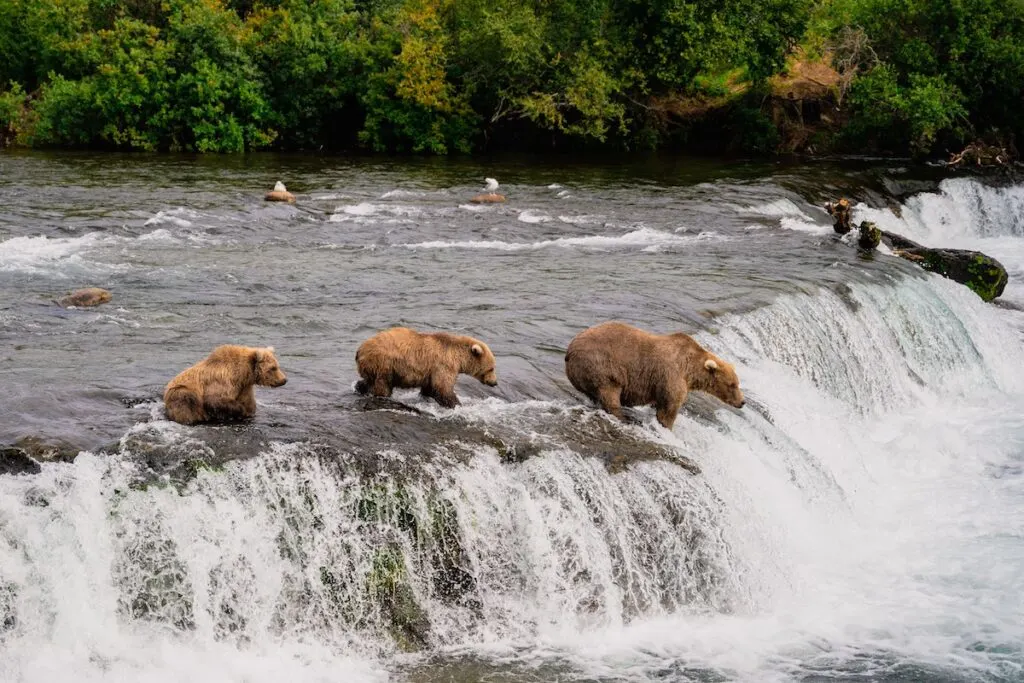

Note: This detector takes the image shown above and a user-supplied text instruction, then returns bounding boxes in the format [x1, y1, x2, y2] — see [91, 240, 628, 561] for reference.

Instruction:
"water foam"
[517, 210, 552, 224]
[144, 208, 201, 228]
[0, 233, 112, 276]
[401, 227, 720, 252]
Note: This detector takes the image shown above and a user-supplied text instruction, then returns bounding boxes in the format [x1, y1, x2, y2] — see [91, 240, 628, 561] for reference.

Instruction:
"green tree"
[246, 0, 363, 149]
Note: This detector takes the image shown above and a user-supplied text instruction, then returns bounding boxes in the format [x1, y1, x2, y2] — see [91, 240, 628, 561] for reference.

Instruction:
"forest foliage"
[0, 0, 1021, 156]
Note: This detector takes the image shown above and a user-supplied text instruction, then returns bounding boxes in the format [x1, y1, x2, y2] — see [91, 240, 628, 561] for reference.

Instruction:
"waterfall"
[3, 181, 1024, 681]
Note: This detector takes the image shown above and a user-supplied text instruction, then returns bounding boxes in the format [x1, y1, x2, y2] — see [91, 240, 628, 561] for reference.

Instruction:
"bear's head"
[468, 341, 498, 387]
[699, 355, 744, 408]
[254, 347, 288, 387]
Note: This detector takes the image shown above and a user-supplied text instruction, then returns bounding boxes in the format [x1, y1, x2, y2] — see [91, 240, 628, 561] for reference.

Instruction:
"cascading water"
[1, 158, 1023, 682]
[4, 272, 1022, 682]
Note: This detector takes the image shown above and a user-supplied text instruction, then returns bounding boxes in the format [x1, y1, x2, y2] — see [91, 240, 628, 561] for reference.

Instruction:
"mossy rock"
[367, 545, 431, 651]
[881, 230, 1009, 302]
[910, 248, 1008, 302]
[857, 221, 881, 250]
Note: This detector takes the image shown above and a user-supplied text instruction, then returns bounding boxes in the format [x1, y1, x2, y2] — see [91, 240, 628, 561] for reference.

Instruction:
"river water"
[0, 151, 1022, 682]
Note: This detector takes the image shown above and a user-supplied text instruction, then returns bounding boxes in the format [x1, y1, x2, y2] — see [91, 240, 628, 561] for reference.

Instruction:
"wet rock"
[367, 545, 431, 651]
[13, 436, 80, 463]
[264, 181, 296, 203]
[469, 193, 505, 204]
[0, 447, 41, 476]
[58, 287, 111, 308]
[857, 220, 881, 250]
[881, 231, 1009, 302]
[825, 197, 852, 234]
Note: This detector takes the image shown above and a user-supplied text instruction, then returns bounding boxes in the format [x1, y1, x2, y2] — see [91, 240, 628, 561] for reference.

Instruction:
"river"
[1, 151, 1022, 682]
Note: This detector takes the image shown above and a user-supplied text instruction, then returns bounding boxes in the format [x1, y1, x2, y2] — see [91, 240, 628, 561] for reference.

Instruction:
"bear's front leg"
[596, 386, 624, 421]
[427, 370, 460, 408]
[204, 383, 255, 422]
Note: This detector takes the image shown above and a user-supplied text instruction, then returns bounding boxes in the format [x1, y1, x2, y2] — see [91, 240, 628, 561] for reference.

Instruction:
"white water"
[400, 227, 724, 252]
[2, 178, 1024, 682]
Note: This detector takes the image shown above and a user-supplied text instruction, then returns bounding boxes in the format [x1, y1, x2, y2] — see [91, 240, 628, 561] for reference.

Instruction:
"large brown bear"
[355, 327, 498, 408]
[164, 345, 287, 425]
[564, 321, 745, 430]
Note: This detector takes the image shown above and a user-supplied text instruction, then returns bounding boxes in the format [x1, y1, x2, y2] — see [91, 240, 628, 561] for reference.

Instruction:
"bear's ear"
[471, 344, 483, 357]
[704, 359, 719, 372]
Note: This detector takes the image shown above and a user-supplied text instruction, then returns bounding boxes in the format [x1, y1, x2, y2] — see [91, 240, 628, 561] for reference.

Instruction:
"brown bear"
[354, 327, 498, 408]
[163, 345, 287, 425]
[564, 321, 744, 430]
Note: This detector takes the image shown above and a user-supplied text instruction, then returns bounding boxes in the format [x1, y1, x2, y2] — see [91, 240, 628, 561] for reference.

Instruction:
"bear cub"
[164, 345, 287, 425]
[565, 321, 744, 430]
[355, 327, 498, 408]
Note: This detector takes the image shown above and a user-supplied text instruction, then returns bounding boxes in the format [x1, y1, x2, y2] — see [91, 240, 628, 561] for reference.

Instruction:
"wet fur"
[564, 321, 744, 430]
[164, 345, 287, 425]
[355, 327, 498, 408]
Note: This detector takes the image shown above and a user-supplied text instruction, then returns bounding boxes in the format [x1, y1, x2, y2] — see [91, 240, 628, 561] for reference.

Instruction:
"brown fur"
[564, 321, 745, 430]
[163, 345, 287, 425]
[354, 327, 498, 408]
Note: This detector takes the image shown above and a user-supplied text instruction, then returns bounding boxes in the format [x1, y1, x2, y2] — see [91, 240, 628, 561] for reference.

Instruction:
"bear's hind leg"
[596, 386, 624, 421]
[355, 379, 370, 395]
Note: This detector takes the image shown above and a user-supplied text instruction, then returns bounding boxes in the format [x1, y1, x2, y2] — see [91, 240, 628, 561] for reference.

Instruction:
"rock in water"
[881, 230, 1009, 302]
[858, 221, 881, 249]
[469, 192, 505, 204]
[264, 181, 295, 203]
[58, 287, 111, 308]
[825, 197, 853, 234]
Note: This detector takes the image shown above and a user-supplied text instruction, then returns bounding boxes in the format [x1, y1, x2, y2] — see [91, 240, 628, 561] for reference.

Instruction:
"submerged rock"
[58, 287, 111, 308]
[881, 231, 1009, 302]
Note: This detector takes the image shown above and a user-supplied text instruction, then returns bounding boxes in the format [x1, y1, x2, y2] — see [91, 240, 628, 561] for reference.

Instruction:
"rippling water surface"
[1, 151, 1022, 683]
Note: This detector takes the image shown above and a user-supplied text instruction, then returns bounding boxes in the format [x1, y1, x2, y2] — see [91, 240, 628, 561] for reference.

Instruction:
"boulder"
[58, 287, 111, 308]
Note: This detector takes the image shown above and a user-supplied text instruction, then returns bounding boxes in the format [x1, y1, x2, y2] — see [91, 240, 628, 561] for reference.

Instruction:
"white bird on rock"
[470, 177, 506, 203]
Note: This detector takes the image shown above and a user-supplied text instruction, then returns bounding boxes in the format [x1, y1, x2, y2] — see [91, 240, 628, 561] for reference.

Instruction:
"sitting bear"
[355, 327, 498, 408]
[163, 345, 287, 425]
[564, 321, 744, 430]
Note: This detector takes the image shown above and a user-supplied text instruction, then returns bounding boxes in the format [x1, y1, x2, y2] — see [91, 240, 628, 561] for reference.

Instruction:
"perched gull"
[274, 181, 287, 192]
[470, 177, 506, 203]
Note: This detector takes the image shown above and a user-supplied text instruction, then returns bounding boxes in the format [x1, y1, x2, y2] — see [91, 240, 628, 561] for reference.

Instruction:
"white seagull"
[483, 177, 499, 192]
[274, 181, 287, 192]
